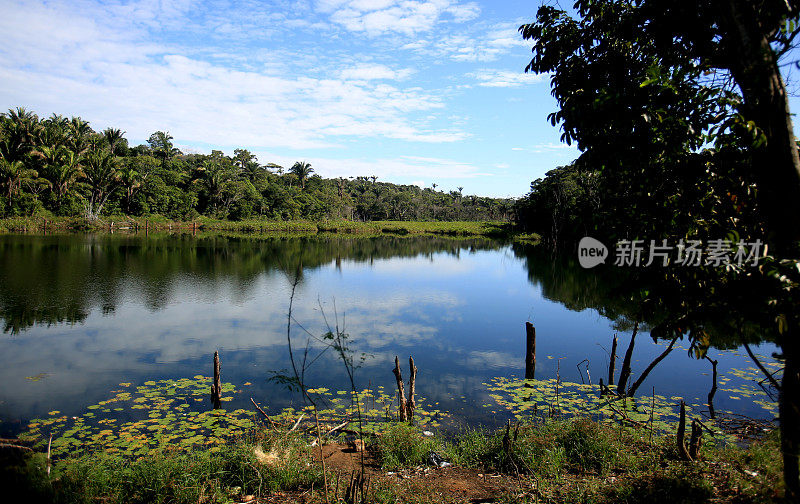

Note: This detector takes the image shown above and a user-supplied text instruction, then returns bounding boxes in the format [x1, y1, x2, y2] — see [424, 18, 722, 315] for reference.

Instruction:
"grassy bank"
[3, 417, 781, 503]
[0, 216, 535, 241]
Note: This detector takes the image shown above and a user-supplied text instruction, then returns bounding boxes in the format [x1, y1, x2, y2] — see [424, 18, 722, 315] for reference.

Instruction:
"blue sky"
[0, 0, 582, 197]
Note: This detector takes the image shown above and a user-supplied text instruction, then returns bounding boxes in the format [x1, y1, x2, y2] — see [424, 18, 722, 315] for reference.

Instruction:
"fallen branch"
[288, 413, 306, 433]
[743, 343, 781, 390]
[250, 397, 278, 429]
[324, 420, 350, 437]
[0, 443, 33, 452]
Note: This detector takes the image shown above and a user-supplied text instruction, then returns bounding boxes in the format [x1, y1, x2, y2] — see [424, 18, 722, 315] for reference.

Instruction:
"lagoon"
[0, 233, 778, 437]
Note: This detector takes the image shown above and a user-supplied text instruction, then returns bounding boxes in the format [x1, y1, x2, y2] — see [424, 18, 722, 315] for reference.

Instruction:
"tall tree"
[521, 0, 800, 497]
[0, 158, 38, 211]
[103, 128, 126, 156]
[81, 151, 120, 219]
[290, 161, 314, 190]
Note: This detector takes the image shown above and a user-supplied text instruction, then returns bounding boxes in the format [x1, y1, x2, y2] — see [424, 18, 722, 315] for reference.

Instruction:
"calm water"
[0, 233, 778, 435]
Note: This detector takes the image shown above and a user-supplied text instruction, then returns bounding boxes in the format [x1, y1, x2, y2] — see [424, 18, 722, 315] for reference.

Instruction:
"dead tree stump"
[616, 323, 639, 395]
[689, 419, 703, 459]
[525, 322, 536, 379]
[608, 333, 618, 386]
[677, 401, 692, 461]
[407, 356, 418, 421]
[392, 356, 407, 422]
[705, 356, 719, 419]
[211, 351, 222, 409]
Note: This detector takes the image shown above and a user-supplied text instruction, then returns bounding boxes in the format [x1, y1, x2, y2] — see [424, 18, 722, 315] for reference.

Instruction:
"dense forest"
[0, 108, 514, 222]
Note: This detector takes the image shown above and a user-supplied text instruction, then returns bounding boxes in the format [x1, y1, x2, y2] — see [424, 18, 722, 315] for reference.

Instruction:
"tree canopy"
[0, 108, 513, 223]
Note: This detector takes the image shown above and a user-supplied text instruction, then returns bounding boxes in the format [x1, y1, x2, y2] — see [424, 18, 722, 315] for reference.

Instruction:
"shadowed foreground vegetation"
[3, 417, 782, 504]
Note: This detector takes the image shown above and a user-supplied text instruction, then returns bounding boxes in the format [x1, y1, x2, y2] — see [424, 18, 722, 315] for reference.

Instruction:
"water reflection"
[0, 233, 778, 436]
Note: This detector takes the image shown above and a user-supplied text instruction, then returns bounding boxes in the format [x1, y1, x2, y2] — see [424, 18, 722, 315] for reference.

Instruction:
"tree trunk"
[722, 0, 800, 253]
[392, 356, 407, 422]
[705, 356, 718, 419]
[626, 335, 678, 397]
[211, 351, 222, 409]
[525, 322, 536, 379]
[407, 356, 417, 422]
[781, 327, 800, 501]
[608, 333, 618, 386]
[617, 322, 638, 395]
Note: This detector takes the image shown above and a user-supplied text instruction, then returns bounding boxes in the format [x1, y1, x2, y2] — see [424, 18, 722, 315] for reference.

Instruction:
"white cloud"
[404, 23, 530, 62]
[337, 63, 415, 81]
[0, 0, 469, 149]
[469, 69, 545, 87]
[318, 0, 480, 36]
[530, 142, 578, 154]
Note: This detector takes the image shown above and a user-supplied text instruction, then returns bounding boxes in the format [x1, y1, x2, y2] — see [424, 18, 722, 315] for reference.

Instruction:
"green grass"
[0, 216, 518, 239]
[3, 416, 784, 503]
[375, 423, 441, 471]
[1, 430, 321, 504]
[443, 418, 642, 478]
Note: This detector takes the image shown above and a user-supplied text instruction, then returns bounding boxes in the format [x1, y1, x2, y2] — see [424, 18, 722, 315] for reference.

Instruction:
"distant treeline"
[0, 108, 514, 222]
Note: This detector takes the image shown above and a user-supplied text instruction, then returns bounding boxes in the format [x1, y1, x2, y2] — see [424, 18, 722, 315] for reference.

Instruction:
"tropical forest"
[1, 1, 799, 504]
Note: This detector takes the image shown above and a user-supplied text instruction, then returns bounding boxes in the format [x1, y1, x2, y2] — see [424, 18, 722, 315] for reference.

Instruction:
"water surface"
[0, 233, 778, 436]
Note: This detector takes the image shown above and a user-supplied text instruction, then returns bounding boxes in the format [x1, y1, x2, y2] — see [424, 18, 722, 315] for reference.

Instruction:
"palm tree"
[0, 158, 38, 211]
[81, 151, 121, 219]
[51, 151, 83, 206]
[119, 164, 141, 214]
[148, 131, 181, 167]
[195, 159, 237, 214]
[290, 161, 314, 190]
[103, 128, 125, 156]
[68, 117, 93, 156]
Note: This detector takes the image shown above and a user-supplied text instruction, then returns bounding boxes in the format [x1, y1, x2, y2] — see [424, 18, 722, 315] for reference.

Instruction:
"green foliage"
[0, 108, 513, 222]
[483, 357, 778, 443]
[19, 376, 256, 459]
[2, 431, 320, 504]
[376, 423, 440, 470]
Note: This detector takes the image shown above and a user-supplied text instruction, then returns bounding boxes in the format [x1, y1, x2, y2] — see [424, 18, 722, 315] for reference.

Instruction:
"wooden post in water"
[677, 400, 692, 461]
[407, 356, 417, 422]
[211, 351, 222, 409]
[705, 356, 718, 419]
[616, 322, 638, 395]
[608, 333, 618, 386]
[392, 356, 407, 422]
[525, 322, 536, 379]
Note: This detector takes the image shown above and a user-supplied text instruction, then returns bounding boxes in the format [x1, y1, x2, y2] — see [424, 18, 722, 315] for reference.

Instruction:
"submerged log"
[211, 351, 222, 409]
[525, 322, 536, 379]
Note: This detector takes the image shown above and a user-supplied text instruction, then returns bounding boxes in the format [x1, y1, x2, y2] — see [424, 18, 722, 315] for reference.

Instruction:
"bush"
[376, 423, 440, 471]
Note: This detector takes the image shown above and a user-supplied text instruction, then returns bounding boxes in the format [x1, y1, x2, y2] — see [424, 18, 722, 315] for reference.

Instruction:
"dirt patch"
[311, 443, 523, 503]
